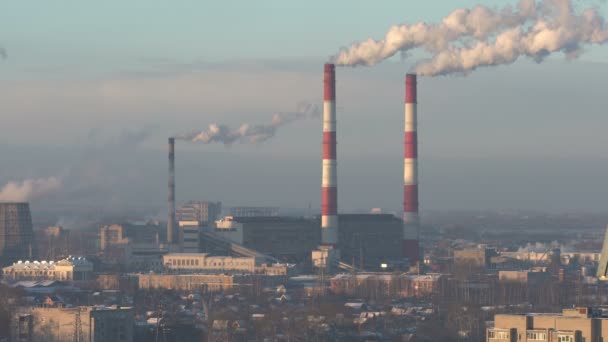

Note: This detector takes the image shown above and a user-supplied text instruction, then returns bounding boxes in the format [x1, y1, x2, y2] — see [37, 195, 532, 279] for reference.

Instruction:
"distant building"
[163, 253, 256, 273]
[330, 273, 443, 298]
[178, 221, 201, 253]
[454, 248, 498, 268]
[487, 307, 608, 342]
[498, 269, 550, 285]
[99, 223, 167, 271]
[176, 201, 222, 225]
[2, 256, 93, 281]
[211, 216, 318, 263]
[162, 253, 292, 275]
[11, 306, 134, 342]
[39, 226, 70, 260]
[0, 202, 34, 266]
[135, 273, 252, 292]
[337, 214, 403, 270]
[230, 206, 279, 218]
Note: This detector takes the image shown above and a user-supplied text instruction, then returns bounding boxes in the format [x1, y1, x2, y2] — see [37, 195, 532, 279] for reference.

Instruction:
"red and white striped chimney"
[403, 73, 420, 263]
[321, 63, 338, 246]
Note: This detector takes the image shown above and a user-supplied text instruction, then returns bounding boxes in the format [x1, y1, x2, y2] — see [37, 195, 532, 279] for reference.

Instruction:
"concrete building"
[337, 214, 403, 270]
[163, 253, 256, 273]
[229, 206, 279, 217]
[454, 248, 498, 268]
[488, 307, 608, 342]
[2, 256, 93, 281]
[11, 306, 134, 342]
[211, 216, 319, 263]
[0, 202, 34, 266]
[498, 270, 550, 285]
[99, 223, 167, 271]
[176, 201, 222, 225]
[178, 221, 201, 253]
[135, 273, 252, 292]
[330, 273, 443, 299]
[162, 253, 292, 275]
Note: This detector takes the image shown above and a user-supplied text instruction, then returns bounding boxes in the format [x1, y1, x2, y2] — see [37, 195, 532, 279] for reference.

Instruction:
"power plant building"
[337, 214, 403, 270]
[176, 201, 222, 225]
[210, 216, 319, 263]
[0, 202, 34, 266]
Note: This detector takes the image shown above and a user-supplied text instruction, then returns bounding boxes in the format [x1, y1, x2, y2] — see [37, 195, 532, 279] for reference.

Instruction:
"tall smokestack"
[321, 63, 338, 246]
[403, 74, 420, 263]
[168, 137, 176, 244]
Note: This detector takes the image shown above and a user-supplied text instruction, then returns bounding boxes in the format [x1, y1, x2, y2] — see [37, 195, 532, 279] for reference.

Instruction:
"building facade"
[176, 201, 222, 224]
[488, 307, 608, 342]
[2, 256, 93, 281]
[0, 202, 34, 266]
[11, 306, 134, 342]
[178, 221, 201, 253]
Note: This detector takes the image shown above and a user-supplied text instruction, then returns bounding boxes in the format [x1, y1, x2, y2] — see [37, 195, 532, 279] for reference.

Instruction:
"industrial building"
[162, 253, 292, 275]
[2, 256, 93, 281]
[178, 221, 201, 253]
[210, 216, 319, 263]
[0, 202, 34, 266]
[229, 206, 279, 217]
[337, 214, 403, 270]
[11, 306, 134, 342]
[487, 307, 608, 342]
[176, 201, 222, 225]
[99, 223, 167, 270]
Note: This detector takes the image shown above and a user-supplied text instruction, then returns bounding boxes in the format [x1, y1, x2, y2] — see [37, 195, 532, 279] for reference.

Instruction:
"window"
[527, 332, 547, 341]
[558, 336, 574, 342]
[488, 330, 510, 340]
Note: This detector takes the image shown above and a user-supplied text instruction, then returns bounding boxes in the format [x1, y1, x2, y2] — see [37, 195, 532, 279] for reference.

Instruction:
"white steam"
[0, 177, 63, 202]
[175, 102, 320, 145]
[332, 0, 608, 76]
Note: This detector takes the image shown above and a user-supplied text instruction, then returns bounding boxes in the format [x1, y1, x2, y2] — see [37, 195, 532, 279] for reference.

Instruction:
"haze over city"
[4, 1, 608, 341]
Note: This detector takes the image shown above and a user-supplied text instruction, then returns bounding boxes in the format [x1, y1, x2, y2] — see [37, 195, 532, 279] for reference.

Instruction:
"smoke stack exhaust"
[168, 137, 176, 244]
[403, 74, 420, 263]
[321, 63, 338, 246]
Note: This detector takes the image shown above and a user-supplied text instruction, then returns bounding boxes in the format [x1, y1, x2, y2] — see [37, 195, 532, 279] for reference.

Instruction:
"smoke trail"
[175, 102, 320, 145]
[333, 0, 538, 66]
[0, 177, 62, 202]
[333, 0, 608, 76]
[415, 4, 608, 76]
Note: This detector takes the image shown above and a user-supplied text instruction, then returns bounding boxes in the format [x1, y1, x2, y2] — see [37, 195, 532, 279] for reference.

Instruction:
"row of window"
[167, 258, 252, 268]
[488, 330, 575, 342]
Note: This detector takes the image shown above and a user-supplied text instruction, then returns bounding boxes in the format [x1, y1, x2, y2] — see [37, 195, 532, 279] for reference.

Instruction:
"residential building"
[487, 307, 608, 342]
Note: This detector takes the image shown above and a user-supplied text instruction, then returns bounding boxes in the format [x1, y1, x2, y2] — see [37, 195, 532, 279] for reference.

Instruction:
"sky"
[2, 0, 608, 216]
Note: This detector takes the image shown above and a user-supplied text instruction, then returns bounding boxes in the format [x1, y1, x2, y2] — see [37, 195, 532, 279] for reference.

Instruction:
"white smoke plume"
[333, 0, 608, 76]
[0, 177, 62, 202]
[175, 102, 320, 145]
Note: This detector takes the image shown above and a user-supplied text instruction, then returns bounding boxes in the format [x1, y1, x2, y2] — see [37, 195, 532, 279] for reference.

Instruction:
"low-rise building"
[2, 256, 93, 281]
[11, 306, 134, 342]
[162, 253, 293, 275]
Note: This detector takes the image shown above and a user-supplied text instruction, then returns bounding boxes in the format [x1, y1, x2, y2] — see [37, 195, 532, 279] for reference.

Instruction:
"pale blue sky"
[3, 0, 608, 214]
[6, 0, 607, 77]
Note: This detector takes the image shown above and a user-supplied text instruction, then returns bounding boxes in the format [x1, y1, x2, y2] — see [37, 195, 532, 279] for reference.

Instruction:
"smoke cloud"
[175, 102, 320, 145]
[0, 177, 62, 202]
[333, 0, 608, 76]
